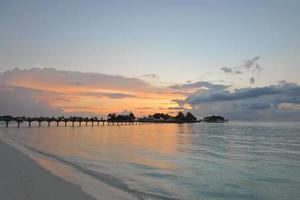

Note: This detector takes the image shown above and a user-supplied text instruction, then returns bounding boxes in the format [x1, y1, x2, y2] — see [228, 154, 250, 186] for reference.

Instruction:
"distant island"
[0, 112, 228, 128]
[202, 116, 229, 123]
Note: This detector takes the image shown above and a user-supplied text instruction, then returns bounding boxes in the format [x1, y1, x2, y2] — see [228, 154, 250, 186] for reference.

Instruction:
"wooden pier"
[0, 116, 170, 128]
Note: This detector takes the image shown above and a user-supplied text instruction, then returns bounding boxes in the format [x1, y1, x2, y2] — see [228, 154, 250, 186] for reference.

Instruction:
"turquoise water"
[1, 122, 299, 200]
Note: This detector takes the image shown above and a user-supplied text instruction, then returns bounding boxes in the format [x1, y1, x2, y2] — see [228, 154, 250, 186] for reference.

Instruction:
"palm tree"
[175, 111, 185, 122]
[107, 113, 116, 121]
[129, 113, 136, 121]
[186, 112, 197, 122]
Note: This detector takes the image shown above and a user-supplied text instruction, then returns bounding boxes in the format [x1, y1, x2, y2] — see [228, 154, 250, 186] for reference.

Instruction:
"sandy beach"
[0, 139, 96, 200]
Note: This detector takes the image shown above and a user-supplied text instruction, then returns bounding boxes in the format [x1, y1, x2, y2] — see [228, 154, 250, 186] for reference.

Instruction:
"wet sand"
[0, 139, 96, 200]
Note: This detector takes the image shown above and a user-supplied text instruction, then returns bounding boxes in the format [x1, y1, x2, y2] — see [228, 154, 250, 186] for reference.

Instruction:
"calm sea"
[0, 122, 299, 200]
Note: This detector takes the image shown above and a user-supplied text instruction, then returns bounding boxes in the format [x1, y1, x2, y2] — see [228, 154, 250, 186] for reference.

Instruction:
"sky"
[0, 0, 300, 120]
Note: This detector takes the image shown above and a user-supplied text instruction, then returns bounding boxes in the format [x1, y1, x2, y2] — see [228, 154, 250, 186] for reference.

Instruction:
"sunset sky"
[0, 0, 300, 120]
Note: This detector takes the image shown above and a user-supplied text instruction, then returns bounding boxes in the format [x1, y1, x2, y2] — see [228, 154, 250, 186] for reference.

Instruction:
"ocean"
[0, 122, 299, 200]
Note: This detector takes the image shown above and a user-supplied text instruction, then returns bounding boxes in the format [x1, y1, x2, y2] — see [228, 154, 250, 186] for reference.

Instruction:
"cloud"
[80, 92, 136, 99]
[142, 73, 159, 80]
[278, 103, 300, 110]
[243, 56, 260, 70]
[0, 86, 64, 116]
[238, 102, 272, 110]
[174, 81, 300, 121]
[235, 70, 243, 74]
[221, 67, 233, 73]
[167, 106, 184, 110]
[168, 81, 229, 91]
[249, 77, 255, 84]
[220, 57, 262, 84]
[221, 67, 244, 75]
[186, 86, 281, 104]
[74, 81, 83, 86]
[0, 68, 182, 116]
[136, 107, 154, 110]
[171, 99, 186, 107]
[1, 68, 153, 92]
[2, 68, 299, 121]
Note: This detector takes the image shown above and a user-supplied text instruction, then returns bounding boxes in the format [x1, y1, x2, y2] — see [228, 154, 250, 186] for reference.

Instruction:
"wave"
[24, 145, 180, 200]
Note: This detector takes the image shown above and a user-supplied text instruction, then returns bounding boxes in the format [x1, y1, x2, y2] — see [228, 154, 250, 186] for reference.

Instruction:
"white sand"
[0, 139, 97, 200]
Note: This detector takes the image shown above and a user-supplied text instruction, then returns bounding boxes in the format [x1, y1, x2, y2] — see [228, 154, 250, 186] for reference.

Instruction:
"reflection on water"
[1, 122, 300, 200]
[22, 124, 189, 170]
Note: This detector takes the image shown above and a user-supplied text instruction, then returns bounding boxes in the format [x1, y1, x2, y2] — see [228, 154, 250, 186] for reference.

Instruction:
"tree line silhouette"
[0, 111, 227, 128]
[107, 111, 198, 122]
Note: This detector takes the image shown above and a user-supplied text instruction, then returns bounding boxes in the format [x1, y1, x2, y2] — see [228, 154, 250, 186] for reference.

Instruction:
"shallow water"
[1, 122, 300, 200]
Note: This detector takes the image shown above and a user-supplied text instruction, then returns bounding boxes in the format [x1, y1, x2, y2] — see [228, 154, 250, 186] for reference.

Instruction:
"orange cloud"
[1, 68, 186, 116]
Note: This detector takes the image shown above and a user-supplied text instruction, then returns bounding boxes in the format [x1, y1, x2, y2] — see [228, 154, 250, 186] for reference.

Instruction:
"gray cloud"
[168, 81, 230, 91]
[249, 77, 255, 84]
[244, 56, 260, 70]
[175, 81, 300, 121]
[74, 81, 83, 86]
[142, 73, 159, 80]
[186, 86, 281, 104]
[0, 86, 64, 116]
[220, 57, 262, 83]
[240, 102, 272, 110]
[221, 67, 233, 73]
[221, 67, 244, 75]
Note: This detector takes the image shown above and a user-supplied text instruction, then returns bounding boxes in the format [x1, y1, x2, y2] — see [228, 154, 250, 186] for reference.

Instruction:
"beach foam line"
[0, 130, 138, 200]
[0, 128, 180, 200]
[24, 145, 180, 200]
[0, 138, 96, 200]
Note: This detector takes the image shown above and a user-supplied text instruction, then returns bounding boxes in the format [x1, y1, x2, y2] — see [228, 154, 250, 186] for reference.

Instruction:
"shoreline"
[0, 130, 139, 200]
[0, 139, 97, 200]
